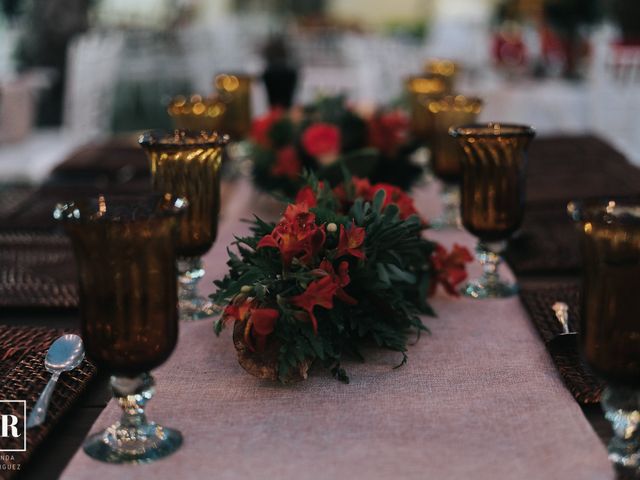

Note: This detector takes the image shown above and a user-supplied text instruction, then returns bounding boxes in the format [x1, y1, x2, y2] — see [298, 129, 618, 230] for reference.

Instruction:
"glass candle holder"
[450, 123, 535, 298]
[425, 95, 483, 229]
[139, 130, 229, 321]
[405, 74, 449, 141]
[167, 94, 227, 131]
[568, 198, 640, 469]
[53, 194, 187, 464]
[215, 73, 252, 140]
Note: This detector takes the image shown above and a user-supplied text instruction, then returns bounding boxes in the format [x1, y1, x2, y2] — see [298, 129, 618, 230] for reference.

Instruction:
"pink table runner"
[61, 180, 613, 480]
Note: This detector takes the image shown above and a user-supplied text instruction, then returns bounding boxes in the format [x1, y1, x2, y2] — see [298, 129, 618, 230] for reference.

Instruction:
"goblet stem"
[83, 373, 182, 464]
[177, 257, 218, 321]
[431, 183, 461, 229]
[602, 386, 640, 469]
[462, 241, 518, 299]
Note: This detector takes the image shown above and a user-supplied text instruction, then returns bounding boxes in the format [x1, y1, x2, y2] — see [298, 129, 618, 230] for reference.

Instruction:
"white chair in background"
[587, 26, 640, 165]
[63, 32, 124, 139]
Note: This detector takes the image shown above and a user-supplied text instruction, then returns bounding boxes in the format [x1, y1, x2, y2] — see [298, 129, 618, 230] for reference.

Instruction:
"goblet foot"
[178, 257, 218, 321]
[462, 278, 518, 299]
[462, 241, 517, 299]
[430, 183, 461, 230]
[83, 374, 182, 464]
[602, 386, 640, 469]
[179, 295, 220, 321]
[83, 423, 183, 464]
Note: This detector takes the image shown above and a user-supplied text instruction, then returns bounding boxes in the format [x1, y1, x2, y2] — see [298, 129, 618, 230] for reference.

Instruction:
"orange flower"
[289, 276, 338, 333]
[271, 146, 302, 180]
[222, 299, 280, 352]
[318, 259, 357, 305]
[301, 123, 341, 157]
[336, 222, 366, 259]
[249, 307, 280, 351]
[257, 203, 326, 266]
[430, 243, 474, 296]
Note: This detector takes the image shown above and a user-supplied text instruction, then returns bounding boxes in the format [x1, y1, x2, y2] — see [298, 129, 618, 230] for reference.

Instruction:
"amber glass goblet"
[450, 123, 535, 298]
[424, 58, 460, 92]
[167, 94, 227, 131]
[425, 95, 483, 229]
[54, 193, 187, 464]
[568, 198, 640, 469]
[405, 74, 449, 141]
[215, 73, 252, 140]
[140, 130, 229, 321]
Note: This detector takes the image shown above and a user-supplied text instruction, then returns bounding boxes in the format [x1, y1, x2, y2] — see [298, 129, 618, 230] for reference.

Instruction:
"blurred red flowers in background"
[302, 123, 342, 157]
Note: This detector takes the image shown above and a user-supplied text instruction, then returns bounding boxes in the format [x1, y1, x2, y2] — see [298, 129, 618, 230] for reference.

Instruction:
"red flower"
[368, 110, 409, 156]
[257, 203, 326, 266]
[251, 108, 284, 148]
[317, 259, 357, 305]
[295, 185, 316, 207]
[302, 123, 341, 157]
[333, 176, 372, 206]
[430, 243, 474, 296]
[336, 222, 366, 259]
[271, 146, 302, 180]
[289, 276, 338, 333]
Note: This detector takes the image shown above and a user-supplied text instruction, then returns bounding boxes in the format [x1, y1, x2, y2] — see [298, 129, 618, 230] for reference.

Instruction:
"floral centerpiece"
[250, 96, 423, 197]
[213, 173, 472, 383]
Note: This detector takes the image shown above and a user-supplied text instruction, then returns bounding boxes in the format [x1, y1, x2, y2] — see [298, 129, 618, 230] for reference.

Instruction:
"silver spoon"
[27, 334, 85, 429]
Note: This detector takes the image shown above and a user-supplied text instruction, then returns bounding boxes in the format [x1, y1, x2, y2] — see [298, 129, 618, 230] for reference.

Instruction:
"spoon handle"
[27, 373, 60, 429]
[552, 302, 570, 335]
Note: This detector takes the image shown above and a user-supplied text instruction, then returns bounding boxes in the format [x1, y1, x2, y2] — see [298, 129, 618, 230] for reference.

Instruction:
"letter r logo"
[0, 401, 26, 452]
[1, 415, 21, 438]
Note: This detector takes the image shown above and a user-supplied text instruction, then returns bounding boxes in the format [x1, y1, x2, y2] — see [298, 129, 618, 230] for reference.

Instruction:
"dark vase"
[263, 64, 298, 109]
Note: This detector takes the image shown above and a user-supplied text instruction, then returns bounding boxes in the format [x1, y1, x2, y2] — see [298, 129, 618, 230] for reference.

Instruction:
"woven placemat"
[520, 284, 604, 404]
[0, 184, 35, 221]
[0, 325, 96, 479]
[0, 231, 78, 309]
[505, 206, 581, 275]
[505, 136, 640, 275]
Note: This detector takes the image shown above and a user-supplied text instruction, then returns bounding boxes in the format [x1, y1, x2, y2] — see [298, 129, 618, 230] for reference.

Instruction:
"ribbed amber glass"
[54, 194, 186, 375]
[167, 94, 227, 132]
[405, 74, 449, 140]
[215, 73, 252, 140]
[424, 58, 459, 92]
[426, 96, 483, 184]
[568, 198, 640, 469]
[451, 123, 534, 241]
[568, 199, 640, 387]
[140, 130, 228, 258]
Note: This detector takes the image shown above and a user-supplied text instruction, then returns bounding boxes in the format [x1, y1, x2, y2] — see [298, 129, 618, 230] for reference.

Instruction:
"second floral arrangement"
[250, 96, 423, 197]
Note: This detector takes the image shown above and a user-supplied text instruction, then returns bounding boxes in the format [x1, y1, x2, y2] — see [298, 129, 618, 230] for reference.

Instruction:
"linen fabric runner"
[61, 179, 613, 480]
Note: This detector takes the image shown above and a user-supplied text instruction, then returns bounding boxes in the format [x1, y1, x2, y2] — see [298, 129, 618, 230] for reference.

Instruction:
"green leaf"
[376, 263, 390, 285]
[372, 188, 386, 213]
